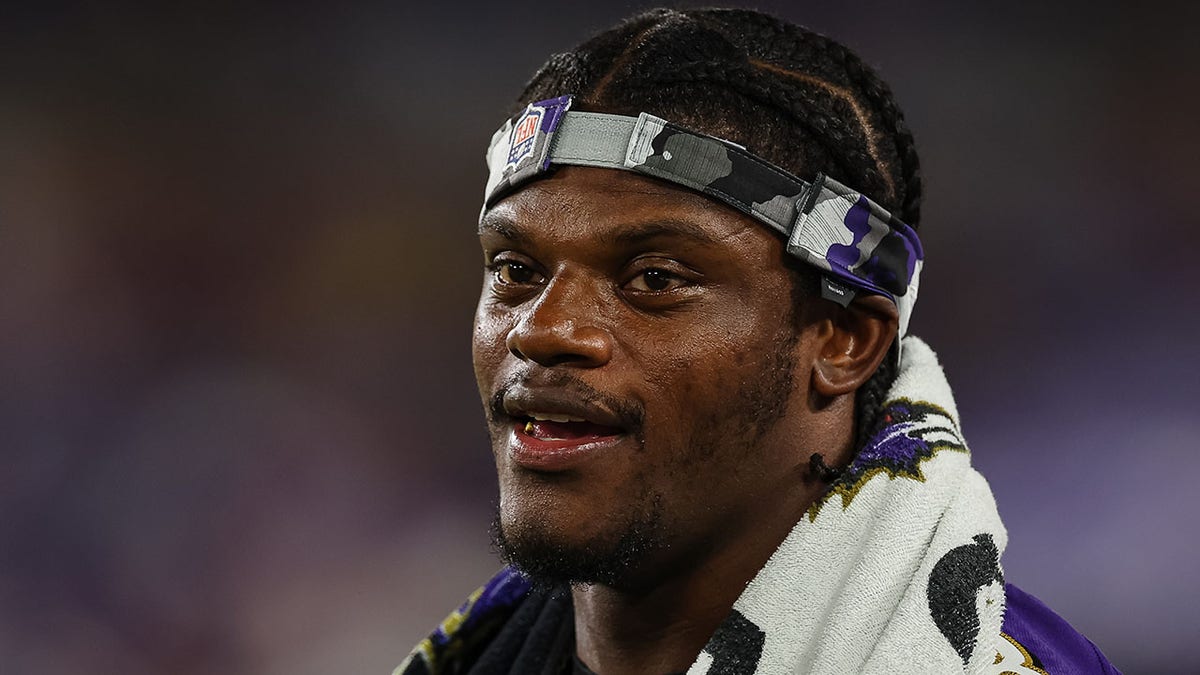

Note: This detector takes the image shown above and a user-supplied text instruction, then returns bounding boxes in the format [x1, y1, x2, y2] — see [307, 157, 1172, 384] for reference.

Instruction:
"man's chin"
[489, 503, 663, 590]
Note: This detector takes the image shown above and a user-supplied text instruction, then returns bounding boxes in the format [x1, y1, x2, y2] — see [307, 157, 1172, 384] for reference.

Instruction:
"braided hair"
[511, 7, 922, 453]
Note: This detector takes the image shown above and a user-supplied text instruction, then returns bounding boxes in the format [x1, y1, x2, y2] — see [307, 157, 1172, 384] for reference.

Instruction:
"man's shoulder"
[993, 583, 1121, 675]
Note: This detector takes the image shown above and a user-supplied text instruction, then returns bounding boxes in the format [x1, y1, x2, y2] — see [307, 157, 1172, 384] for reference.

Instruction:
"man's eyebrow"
[608, 219, 724, 247]
[477, 213, 526, 242]
[478, 214, 725, 247]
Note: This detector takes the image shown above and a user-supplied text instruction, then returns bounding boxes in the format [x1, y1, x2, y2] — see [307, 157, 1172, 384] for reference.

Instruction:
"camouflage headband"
[483, 94, 924, 351]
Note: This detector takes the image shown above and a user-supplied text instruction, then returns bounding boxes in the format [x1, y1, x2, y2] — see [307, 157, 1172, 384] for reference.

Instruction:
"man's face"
[473, 166, 825, 589]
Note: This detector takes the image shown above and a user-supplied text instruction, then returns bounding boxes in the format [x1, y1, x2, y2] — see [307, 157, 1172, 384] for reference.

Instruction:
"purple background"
[2, 1, 1197, 673]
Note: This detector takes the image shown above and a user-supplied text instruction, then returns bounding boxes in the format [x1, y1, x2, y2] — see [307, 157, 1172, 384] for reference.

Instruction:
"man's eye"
[494, 261, 543, 285]
[625, 269, 684, 292]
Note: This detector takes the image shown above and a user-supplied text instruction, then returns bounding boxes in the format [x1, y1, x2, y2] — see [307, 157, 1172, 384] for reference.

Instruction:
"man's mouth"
[497, 387, 639, 471]
[516, 413, 625, 442]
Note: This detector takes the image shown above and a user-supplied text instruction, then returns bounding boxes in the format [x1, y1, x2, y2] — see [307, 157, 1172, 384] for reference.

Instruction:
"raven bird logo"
[810, 398, 967, 519]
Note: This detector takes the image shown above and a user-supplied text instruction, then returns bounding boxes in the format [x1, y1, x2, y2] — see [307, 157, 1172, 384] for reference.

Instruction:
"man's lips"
[500, 388, 628, 430]
[507, 419, 626, 470]
[520, 417, 624, 442]
[496, 386, 638, 471]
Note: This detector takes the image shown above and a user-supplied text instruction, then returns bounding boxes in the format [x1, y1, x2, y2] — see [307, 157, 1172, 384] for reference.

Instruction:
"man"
[397, 8, 1119, 675]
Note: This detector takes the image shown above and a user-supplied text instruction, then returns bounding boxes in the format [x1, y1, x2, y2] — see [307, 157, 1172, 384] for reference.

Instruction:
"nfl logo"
[507, 104, 544, 169]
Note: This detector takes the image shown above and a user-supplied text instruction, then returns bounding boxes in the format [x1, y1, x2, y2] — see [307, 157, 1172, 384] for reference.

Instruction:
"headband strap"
[484, 95, 924, 350]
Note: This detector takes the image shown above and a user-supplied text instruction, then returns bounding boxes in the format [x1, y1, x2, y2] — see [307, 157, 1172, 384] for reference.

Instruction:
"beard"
[490, 489, 664, 590]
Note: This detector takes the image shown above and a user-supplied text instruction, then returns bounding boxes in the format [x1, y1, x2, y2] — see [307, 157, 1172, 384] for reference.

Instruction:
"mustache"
[488, 370, 646, 433]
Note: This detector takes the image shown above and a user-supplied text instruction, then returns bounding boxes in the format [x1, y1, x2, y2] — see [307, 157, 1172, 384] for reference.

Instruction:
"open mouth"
[508, 414, 626, 471]
[495, 384, 640, 470]
[515, 413, 625, 443]
[505, 410, 629, 471]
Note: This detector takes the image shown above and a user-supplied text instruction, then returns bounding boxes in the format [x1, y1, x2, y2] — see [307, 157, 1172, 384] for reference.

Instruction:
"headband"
[483, 94, 924, 352]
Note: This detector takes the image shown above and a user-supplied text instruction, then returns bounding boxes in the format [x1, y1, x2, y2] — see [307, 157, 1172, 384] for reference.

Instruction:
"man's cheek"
[472, 308, 513, 360]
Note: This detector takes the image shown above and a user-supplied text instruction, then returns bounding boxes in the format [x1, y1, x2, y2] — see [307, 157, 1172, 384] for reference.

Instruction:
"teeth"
[528, 412, 586, 423]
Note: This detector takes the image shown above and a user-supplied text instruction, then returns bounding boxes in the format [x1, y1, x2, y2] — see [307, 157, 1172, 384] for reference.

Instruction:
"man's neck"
[571, 579, 728, 675]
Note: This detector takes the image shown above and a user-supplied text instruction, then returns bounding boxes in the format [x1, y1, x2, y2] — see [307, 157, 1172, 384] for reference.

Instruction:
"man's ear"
[811, 295, 899, 397]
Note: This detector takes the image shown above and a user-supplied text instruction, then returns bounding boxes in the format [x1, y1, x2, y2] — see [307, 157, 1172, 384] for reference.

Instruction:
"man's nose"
[505, 275, 614, 368]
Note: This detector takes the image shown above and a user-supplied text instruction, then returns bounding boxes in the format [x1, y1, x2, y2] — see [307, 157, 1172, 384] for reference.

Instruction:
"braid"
[511, 8, 922, 453]
[806, 32, 924, 224]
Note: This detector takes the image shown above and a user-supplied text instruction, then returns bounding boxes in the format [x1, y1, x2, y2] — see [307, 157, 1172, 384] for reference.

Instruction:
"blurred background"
[2, 1, 1197, 673]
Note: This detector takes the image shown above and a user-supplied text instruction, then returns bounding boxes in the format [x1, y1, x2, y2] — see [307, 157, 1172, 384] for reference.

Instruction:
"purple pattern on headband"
[825, 196, 873, 273]
[536, 95, 572, 134]
[536, 95, 572, 171]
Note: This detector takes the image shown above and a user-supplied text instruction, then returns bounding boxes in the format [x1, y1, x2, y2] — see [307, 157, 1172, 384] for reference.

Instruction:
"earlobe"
[811, 295, 899, 398]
